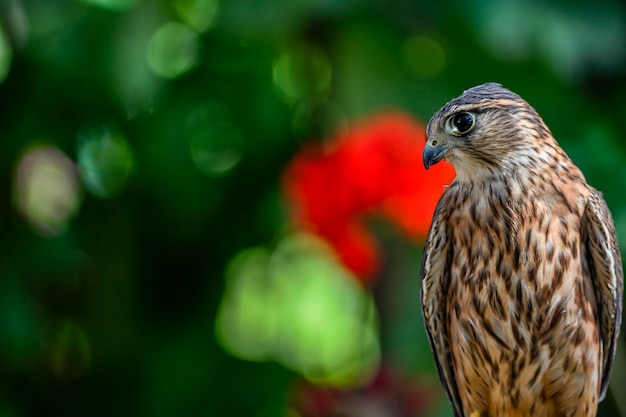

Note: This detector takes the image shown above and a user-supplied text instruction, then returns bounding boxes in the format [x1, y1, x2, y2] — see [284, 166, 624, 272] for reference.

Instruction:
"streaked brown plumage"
[420, 83, 623, 417]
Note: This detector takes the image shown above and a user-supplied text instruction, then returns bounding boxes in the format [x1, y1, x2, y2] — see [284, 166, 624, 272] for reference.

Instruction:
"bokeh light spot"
[77, 124, 134, 199]
[403, 35, 446, 79]
[146, 22, 200, 79]
[80, 0, 137, 12]
[14, 146, 82, 237]
[50, 320, 91, 380]
[273, 43, 332, 100]
[0, 26, 13, 84]
[187, 103, 243, 177]
[215, 248, 276, 362]
[216, 232, 380, 387]
[174, 0, 219, 33]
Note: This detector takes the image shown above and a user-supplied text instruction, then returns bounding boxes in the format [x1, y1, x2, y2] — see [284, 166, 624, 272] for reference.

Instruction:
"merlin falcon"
[420, 83, 623, 417]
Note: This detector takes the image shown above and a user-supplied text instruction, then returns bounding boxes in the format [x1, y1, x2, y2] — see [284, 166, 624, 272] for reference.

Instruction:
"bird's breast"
[445, 191, 601, 416]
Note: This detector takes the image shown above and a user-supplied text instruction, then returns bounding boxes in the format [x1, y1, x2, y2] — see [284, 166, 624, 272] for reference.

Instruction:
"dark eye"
[449, 112, 475, 135]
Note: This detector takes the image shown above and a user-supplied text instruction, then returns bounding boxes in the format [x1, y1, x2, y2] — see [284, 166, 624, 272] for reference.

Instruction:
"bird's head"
[424, 83, 553, 182]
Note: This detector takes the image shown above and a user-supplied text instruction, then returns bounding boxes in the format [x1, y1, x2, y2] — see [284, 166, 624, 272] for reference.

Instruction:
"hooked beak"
[423, 140, 449, 170]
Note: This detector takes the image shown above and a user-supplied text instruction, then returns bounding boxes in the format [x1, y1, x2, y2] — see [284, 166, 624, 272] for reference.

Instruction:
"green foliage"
[1, 0, 625, 416]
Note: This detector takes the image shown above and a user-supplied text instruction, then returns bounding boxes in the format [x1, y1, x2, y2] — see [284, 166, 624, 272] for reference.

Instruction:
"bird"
[420, 83, 623, 417]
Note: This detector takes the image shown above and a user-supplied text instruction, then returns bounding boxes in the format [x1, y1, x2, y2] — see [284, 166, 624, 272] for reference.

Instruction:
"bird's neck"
[452, 155, 587, 209]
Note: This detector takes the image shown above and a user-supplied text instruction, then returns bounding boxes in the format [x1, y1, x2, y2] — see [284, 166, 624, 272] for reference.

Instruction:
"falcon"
[420, 83, 623, 417]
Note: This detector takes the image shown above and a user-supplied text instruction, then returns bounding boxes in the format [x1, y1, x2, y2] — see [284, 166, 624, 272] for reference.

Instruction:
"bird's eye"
[448, 112, 475, 136]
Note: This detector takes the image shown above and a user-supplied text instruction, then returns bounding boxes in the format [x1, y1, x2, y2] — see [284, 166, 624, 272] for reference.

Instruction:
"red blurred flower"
[290, 364, 443, 417]
[283, 112, 455, 283]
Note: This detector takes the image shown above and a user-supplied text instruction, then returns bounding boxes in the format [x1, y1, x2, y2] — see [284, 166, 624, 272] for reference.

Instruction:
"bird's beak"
[423, 138, 449, 170]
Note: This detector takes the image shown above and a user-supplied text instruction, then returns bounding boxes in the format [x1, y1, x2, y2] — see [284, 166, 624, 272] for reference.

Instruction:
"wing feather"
[583, 188, 624, 400]
[421, 194, 463, 417]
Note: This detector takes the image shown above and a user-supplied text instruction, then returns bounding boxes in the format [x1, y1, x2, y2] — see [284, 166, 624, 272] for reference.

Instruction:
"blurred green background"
[1, 0, 626, 416]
